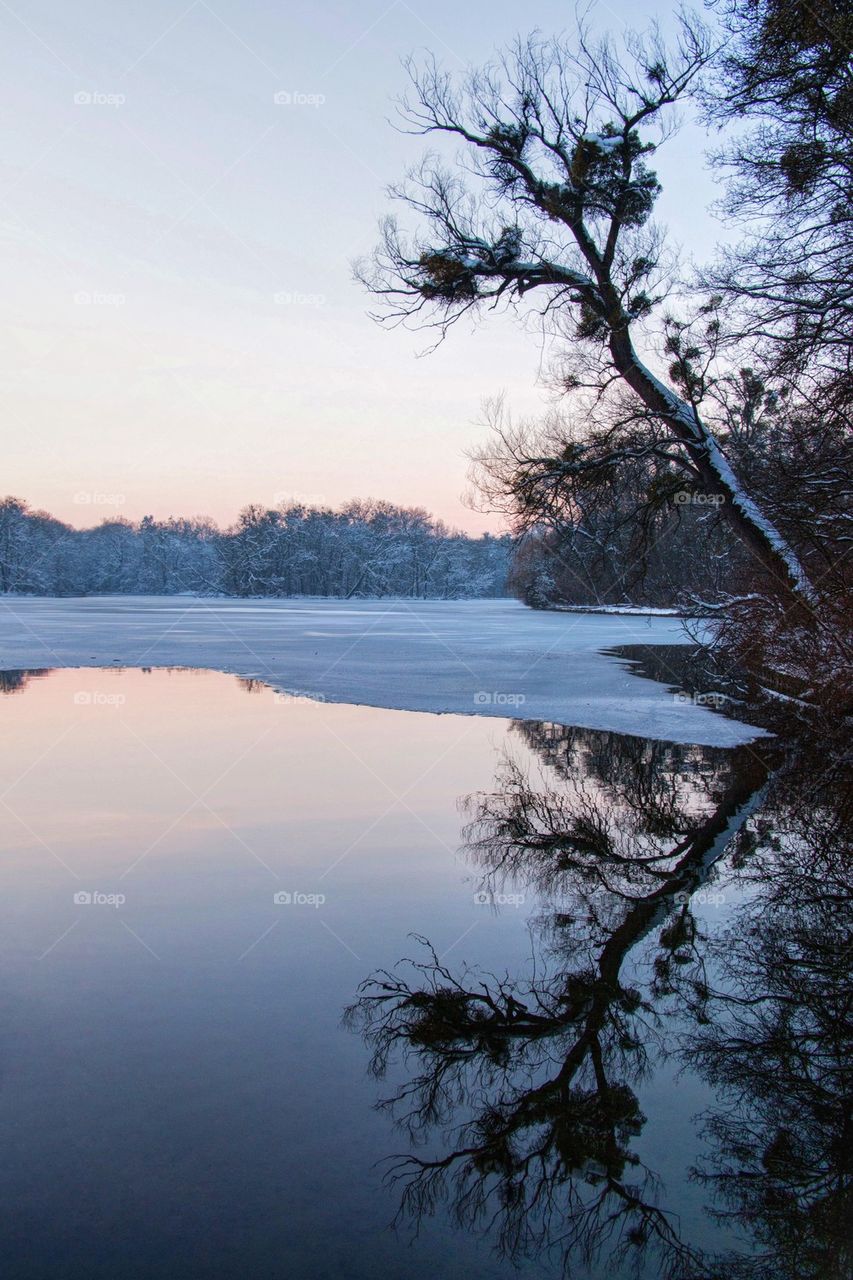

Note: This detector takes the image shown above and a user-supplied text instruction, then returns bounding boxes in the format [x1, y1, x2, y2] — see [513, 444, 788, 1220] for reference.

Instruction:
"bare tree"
[702, 0, 853, 389]
[358, 17, 817, 604]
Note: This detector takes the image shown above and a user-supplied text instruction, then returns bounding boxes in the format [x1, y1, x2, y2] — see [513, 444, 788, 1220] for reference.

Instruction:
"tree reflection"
[347, 726, 777, 1277]
[0, 668, 49, 694]
[681, 737, 852, 1280]
[348, 720, 851, 1277]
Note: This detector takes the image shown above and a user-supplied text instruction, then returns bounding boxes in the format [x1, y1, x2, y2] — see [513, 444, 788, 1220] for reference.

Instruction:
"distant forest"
[0, 497, 510, 599]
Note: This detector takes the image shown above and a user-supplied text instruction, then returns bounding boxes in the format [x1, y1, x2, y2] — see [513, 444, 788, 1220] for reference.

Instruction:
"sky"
[1, 0, 727, 534]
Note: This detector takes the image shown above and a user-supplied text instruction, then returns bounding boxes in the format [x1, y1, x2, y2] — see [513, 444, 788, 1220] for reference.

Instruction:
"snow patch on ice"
[0, 597, 767, 747]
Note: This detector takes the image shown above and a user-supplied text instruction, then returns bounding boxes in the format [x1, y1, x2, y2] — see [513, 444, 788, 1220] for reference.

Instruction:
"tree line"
[0, 496, 510, 599]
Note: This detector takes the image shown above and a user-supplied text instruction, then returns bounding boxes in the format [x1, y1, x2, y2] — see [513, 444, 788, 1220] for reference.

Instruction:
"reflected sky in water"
[0, 668, 847, 1279]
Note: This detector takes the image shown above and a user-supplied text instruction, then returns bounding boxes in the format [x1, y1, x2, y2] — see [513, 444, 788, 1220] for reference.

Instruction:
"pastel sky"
[1, 0, 726, 533]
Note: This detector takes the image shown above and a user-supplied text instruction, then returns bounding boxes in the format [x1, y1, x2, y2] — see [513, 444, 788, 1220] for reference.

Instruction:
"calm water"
[0, 668, 847, 1279]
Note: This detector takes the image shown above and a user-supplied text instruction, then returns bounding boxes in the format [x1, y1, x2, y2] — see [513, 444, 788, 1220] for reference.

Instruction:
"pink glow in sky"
[1, 0, 723, 534]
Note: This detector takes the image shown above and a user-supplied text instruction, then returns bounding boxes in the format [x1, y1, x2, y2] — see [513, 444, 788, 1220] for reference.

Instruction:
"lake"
[0, 666, 846, 1279]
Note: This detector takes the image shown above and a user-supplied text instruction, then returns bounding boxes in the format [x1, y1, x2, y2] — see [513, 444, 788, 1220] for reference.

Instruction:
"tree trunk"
[609, 326, 815, 603]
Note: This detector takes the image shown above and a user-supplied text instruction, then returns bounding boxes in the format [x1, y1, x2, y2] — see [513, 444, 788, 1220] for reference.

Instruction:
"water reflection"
[1, 666, 541, 1280]
[348, 723, 851, 1279]
[1, 666, 847, 1278]
[684, 739, 852, 1280]
[0, 668, 49, 693]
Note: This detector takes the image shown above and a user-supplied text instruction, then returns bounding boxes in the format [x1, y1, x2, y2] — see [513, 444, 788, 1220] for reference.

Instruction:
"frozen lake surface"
[0, 597, 762, 745]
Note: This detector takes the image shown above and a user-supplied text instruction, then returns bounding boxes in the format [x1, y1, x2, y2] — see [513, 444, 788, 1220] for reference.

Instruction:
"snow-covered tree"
[0, 497, 510, 601]
[357, 17, 819, 606]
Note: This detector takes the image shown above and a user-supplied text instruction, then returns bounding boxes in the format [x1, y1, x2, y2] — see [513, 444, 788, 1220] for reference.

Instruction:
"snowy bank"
[549, 604, 683, 616]
[0, 597, 765, 746]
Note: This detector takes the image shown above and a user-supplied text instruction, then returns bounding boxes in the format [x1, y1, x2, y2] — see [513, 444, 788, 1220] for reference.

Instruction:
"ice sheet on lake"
[0, 596, 765, 746]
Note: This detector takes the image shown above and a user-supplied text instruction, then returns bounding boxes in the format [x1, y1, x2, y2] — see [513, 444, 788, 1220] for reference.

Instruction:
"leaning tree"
[358, 17, 818, 607]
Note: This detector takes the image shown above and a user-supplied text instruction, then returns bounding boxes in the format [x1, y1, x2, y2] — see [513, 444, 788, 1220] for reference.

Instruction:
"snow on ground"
[0, 597, 765, 746]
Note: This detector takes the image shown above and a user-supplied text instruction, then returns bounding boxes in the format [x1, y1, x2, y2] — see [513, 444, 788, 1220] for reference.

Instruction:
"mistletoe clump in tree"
[359, 12, 851, 697]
